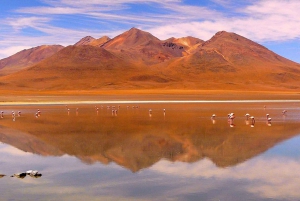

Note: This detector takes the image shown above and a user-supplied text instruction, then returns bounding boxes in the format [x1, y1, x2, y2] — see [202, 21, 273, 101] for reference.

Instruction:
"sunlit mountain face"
[0, 28, 299, 92]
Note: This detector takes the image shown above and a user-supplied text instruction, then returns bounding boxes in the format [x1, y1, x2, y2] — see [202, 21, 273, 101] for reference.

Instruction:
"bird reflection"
[245, 113, 250, 125]
[11, 172, 26, 179]
[266, 114, 272, 126]
[11, 170, 42, 179]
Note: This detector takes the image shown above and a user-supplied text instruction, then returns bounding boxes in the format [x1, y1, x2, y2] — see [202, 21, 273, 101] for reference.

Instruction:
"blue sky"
[1, 0, 300, 63]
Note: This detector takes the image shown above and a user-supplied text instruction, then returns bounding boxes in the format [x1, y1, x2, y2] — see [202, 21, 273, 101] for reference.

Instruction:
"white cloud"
[150, 157, 300, 199]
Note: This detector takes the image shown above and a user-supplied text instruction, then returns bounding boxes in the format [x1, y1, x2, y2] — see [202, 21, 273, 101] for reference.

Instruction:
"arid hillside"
[0, 45, 64, 76]
[0, 28, 299, 92]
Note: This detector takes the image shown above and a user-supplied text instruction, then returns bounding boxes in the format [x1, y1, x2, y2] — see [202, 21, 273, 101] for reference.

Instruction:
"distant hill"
[0, 28, 299, 91]
[0, 45, 64, 76]
[0, 45, 141, 90]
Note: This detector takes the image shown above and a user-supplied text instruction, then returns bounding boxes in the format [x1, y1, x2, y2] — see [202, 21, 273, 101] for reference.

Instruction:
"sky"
[1, 0, 300, 63]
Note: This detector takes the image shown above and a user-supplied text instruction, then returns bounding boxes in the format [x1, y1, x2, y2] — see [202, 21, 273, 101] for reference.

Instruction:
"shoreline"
[0, 89, 300, 105]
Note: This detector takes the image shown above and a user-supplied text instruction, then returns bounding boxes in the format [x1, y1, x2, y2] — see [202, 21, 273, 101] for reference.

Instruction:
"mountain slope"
[0, 45, 140, 90]
[164, 31, 300, 90]
[102, 27, 185, 65]
[0, 45, 64, 76]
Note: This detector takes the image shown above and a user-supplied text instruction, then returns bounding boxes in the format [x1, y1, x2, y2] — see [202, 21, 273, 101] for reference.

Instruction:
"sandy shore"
[0, 89, 299, 105]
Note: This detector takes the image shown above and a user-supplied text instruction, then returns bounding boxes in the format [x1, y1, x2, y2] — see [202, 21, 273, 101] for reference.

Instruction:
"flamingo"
[250, 116, 255, 127]
[211, 114, 216, 124]
[228, 113, 235, 127]
[266, 114, 272, 126]
[245, 113, 250, 120]
[12, 111, 15, 121]
[245, 113, 250, 125]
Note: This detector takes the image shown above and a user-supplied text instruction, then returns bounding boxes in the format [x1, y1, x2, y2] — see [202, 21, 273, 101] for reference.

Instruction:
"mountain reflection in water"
[0, 102, 299, 172]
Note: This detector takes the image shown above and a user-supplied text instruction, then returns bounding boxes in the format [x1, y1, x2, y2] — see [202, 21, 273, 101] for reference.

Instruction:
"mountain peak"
[74, 36, 96, 46]
[103, 27, 160, 49]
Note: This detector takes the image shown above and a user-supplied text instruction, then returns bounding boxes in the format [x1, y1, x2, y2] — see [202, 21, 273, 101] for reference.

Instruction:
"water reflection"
[0, 102, 299, 170]
[0, 102, 299, 200]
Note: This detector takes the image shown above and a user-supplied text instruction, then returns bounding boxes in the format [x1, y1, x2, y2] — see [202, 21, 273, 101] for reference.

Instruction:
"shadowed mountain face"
[0, 28, 299, 91]
[0, 45, 64, 76]
[74, 36, 110, 47]
[0, 103, 299, 172]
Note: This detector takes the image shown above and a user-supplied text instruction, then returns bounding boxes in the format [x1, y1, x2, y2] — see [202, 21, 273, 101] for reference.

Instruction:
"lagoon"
[0, 101, 299, 201]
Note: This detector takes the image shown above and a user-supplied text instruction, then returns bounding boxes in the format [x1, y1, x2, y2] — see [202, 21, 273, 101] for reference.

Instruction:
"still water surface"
[0, 102, 300, 201]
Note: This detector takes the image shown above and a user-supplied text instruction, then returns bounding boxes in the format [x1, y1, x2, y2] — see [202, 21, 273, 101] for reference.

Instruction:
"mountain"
[0, 45, 64, 76]
[102, 27, 185, 65]
[0, 28, 299, 91]
[164, 36, 204, 54]
[163, 31, 300, 90]
[74, 36, 110, 47]
[0, 45, 140, 90]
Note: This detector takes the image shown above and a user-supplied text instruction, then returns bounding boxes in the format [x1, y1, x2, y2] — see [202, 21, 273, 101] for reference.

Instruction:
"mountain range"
[0, 27, 299, 92]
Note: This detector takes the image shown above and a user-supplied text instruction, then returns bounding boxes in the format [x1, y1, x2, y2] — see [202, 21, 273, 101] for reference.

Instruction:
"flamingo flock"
[0, 104, 290, 129]
[210, 109, 289, 127]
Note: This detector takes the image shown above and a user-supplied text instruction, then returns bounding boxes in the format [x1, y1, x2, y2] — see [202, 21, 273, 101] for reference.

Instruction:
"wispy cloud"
[1, 0, 300, 60]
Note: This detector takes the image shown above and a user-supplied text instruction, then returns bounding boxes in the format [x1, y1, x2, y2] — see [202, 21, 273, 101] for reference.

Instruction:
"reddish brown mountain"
[0, 45, 141, 90]
[102, 27, 185, 65]
[74, 36, 110, 47]
[164, 36, 204, 54]
[164, 31, 300, 90]
[0, 45, 64, 76]
[0, 28, 299, 91]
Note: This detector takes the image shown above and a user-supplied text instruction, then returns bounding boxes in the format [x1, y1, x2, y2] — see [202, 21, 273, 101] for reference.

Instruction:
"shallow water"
[0, 102, 299, 201]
